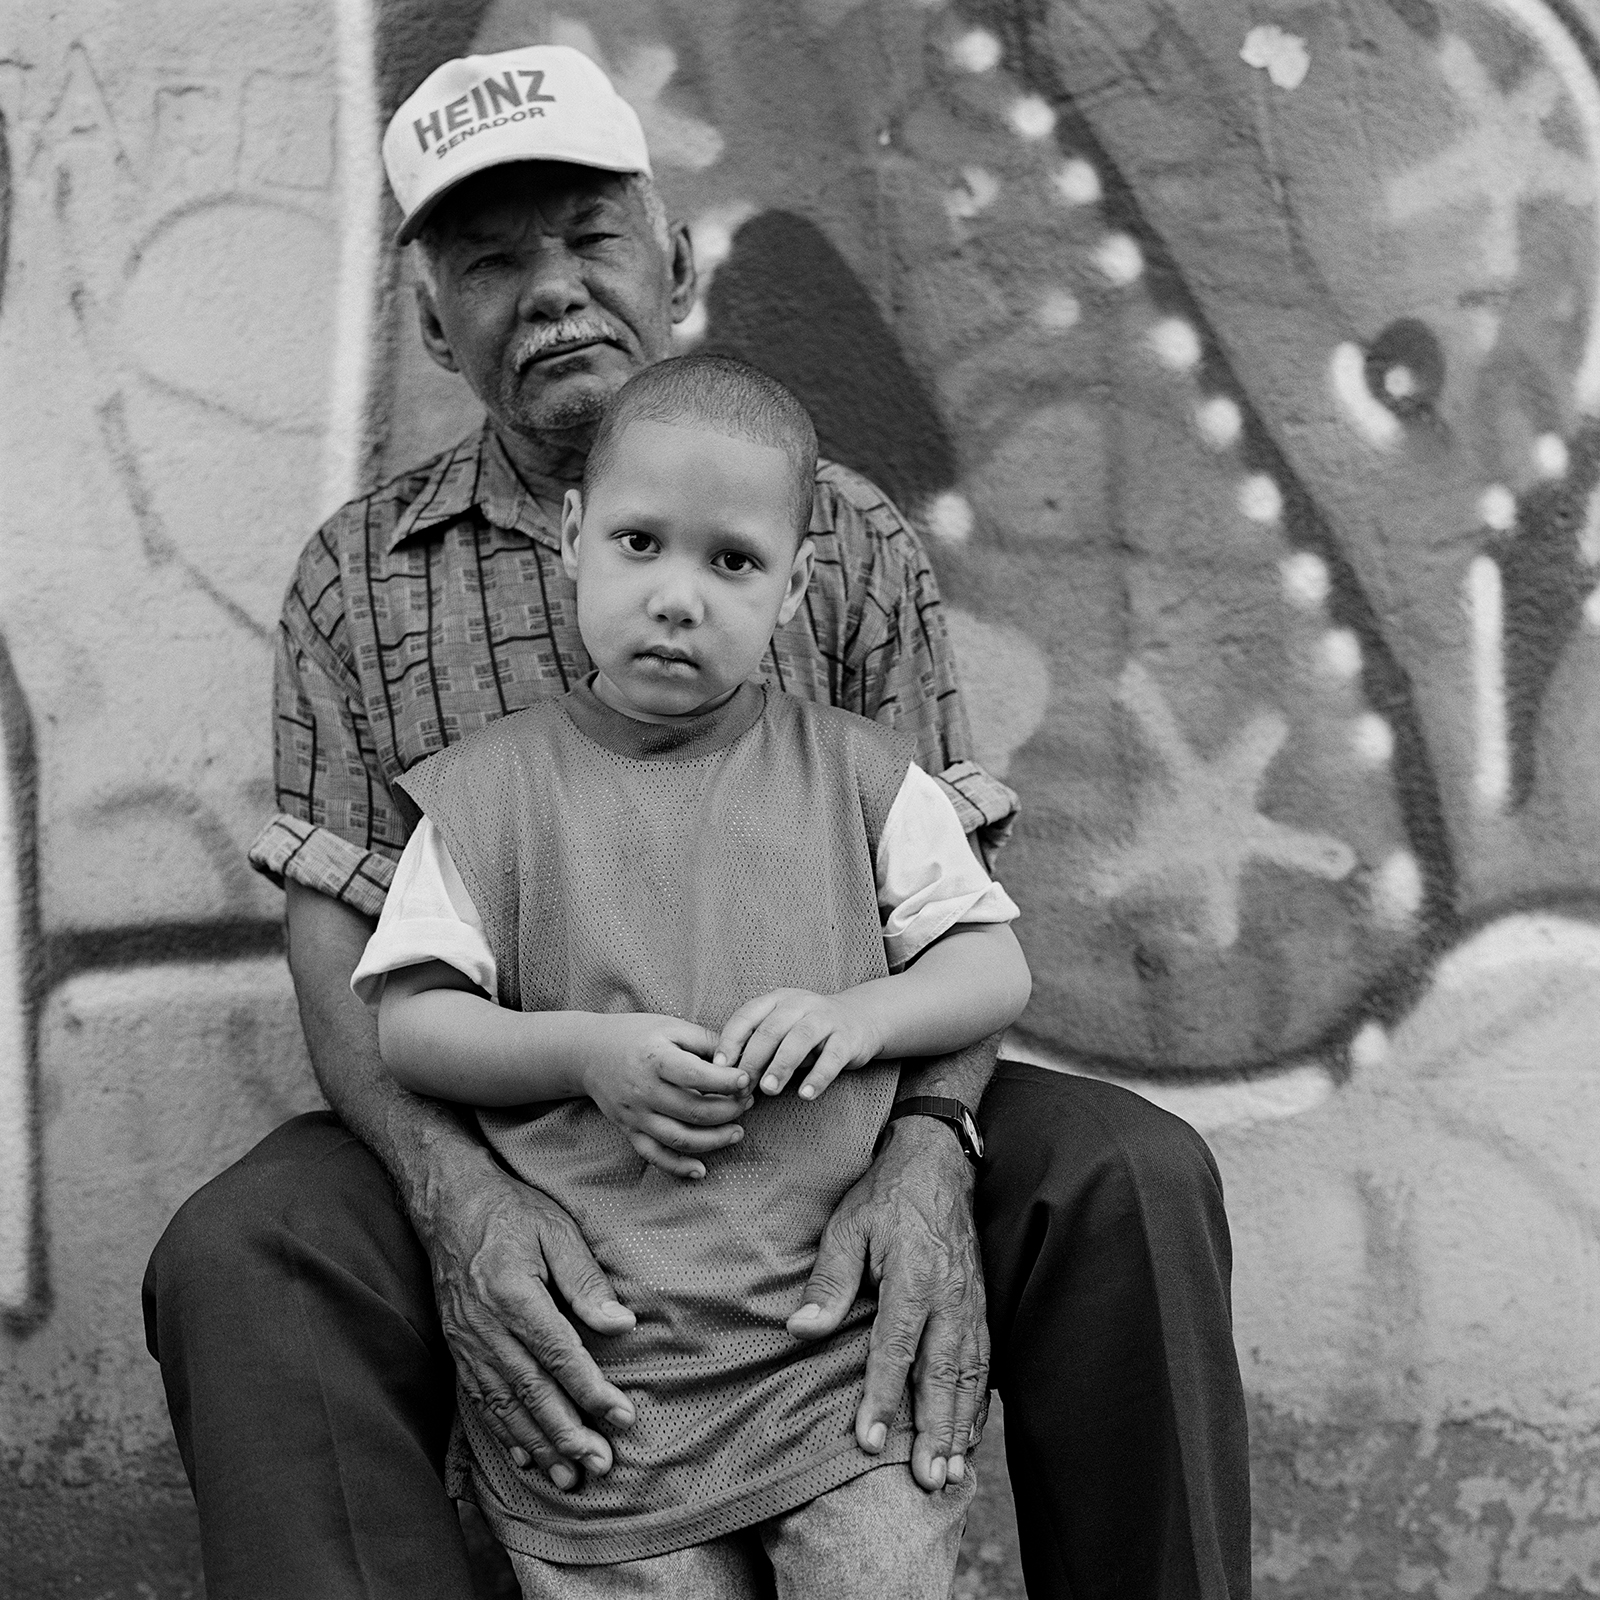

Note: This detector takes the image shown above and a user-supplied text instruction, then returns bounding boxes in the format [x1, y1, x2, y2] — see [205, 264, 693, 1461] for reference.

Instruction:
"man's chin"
[505, 360, 636, 435]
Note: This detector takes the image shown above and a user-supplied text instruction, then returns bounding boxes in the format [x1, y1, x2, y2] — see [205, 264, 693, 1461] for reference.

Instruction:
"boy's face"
[561, 417, 814, 722]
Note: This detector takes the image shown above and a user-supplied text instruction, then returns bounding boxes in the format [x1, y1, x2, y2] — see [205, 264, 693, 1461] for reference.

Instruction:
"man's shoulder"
[811, 458, 920, 552]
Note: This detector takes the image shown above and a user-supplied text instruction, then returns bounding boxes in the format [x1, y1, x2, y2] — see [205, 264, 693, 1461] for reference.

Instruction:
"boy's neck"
[567, 676, 766, 763]
[589, 671, 743, 727]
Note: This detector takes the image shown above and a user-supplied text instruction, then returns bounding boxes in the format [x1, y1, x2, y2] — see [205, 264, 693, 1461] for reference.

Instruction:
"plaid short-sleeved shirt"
[247, 422, 1017, 919]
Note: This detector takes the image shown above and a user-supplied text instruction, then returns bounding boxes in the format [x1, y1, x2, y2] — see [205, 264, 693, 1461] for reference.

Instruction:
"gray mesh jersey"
[396, 678, 918, 1564]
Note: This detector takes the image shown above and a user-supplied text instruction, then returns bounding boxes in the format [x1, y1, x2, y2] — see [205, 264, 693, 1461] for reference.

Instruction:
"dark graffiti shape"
[375, 0, 499, 114]
[948, 0, 1458, 1071]
[701, 211, 956, 516]
[1496, 417, 1600, 808]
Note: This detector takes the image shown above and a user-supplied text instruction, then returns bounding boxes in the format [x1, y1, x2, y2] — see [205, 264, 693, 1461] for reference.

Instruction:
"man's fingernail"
[510, 1447, 530, 1469]
[763, 1075, 780, 1093]
[734, 1072, 749, 1088]
[930, 1457, 947, 1488]
[608, 1406, 634, 1428]
[948, 1455, 966, 1483]
[600, 1299, 629, 1318]
[549, 1462, 576, 1489]
[799, 1084, 815, 1099]
[713, 1052, 726, 1065]
[792, 1303, 822, 1323]
[730, 1127, 744, 1141]
[866, 1423, 887, 1451]
[688, 1165, 706, 1180]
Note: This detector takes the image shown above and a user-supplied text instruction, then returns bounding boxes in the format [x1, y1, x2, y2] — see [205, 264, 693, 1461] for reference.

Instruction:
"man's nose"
[515, 243, 591, 321]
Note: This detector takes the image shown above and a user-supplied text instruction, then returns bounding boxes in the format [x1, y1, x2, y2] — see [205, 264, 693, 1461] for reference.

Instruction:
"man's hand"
[582, 1013, 754, 1179]
[716, 989, 880, 1102]
[286, 880, 640, 1491]
[416, 1151, 642, 1488]
[787, 1114, 989, 1491]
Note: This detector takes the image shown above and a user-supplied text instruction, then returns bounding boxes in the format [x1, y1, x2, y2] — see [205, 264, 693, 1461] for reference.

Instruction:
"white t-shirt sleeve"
[878, 763, 1020, 970]
[349, 817, 499, 1008]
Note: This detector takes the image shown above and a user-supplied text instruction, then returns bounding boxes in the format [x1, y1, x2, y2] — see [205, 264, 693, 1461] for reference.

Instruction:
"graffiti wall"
[4, 0, 1600, 1594]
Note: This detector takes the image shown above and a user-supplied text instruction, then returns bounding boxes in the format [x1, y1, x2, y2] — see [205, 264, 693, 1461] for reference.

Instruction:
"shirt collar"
[386, 419, 571, 555]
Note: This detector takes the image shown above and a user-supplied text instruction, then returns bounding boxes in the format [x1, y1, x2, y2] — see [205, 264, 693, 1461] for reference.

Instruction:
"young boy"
[351, 354, 1031, 1598]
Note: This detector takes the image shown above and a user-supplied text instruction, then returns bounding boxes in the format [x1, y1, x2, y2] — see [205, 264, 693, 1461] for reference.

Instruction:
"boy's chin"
[594, 670, 733, 724]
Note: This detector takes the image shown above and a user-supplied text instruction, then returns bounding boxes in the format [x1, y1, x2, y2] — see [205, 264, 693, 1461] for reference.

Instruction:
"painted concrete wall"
[3, 1, 1600, 1595]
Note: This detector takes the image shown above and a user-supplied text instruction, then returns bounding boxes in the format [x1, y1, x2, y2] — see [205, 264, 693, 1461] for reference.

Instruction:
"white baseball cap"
[383, 45, 652, 246]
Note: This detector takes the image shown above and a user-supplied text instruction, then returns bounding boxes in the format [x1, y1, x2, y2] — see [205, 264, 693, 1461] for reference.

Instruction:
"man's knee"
[144, 1111, 396, 1360]
[982, 1062, 1219, 1204]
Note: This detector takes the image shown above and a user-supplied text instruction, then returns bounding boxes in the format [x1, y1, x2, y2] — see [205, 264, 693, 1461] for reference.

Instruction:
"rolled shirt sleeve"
[877, 763, 1020, 970]
[350, 818, 497, 1006]
[247, 532, 409, 919]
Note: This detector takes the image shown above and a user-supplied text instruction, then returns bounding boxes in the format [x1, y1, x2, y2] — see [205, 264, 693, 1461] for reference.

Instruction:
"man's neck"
[490, 416, 595, 492]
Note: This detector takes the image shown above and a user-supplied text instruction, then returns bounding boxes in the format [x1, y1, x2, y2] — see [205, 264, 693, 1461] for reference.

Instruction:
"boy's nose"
[648, 573, 705, 627]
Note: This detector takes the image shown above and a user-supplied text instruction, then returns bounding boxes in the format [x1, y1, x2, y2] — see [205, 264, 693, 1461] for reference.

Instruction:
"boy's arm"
[377, 962, 753, 1180]
[716, 923, 1030, 1099]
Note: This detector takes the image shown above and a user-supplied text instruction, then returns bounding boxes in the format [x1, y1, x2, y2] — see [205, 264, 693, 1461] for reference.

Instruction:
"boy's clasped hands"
[580, 988, 884, 1182]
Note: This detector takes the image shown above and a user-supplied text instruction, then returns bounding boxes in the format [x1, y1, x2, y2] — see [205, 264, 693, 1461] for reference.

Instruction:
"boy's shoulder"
[397, 699, 569, 800]
[766, 690, 918, 772]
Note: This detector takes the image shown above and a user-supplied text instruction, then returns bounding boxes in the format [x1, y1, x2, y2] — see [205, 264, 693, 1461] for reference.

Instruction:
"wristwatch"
[881, 1097, 985, 1166]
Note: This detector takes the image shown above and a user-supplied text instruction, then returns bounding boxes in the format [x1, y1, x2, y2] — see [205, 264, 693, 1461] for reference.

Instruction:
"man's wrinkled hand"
[786, 1116, 989, 1491]
[416, 1158, 639, 1490]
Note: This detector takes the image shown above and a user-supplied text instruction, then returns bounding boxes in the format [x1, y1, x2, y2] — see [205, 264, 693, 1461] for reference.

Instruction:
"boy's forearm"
[853, 924, 1031, 1065]
[379, 984, 601, 1106]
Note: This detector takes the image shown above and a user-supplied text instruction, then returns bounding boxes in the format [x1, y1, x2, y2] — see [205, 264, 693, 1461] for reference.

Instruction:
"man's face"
[418, 163, 695, 441]
[560, 417, 814, 723]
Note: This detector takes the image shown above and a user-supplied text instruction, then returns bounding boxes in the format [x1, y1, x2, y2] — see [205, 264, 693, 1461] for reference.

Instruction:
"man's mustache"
[513, 316, 625, 371]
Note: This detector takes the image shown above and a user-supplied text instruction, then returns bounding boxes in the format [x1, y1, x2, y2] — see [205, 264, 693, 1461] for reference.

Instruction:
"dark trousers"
[143, 1063, 1249, 1599]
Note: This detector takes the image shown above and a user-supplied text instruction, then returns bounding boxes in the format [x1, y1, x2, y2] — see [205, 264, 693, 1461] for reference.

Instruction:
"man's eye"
[575, 232, 620, 249]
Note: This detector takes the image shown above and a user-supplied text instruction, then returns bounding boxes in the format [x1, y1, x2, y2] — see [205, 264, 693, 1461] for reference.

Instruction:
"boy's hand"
[582, 1014, 754, 1180]
[716, 990, 882, 1102]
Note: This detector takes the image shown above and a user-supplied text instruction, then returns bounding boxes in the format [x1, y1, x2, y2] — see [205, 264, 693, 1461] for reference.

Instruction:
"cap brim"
[394, 151, 649, 246]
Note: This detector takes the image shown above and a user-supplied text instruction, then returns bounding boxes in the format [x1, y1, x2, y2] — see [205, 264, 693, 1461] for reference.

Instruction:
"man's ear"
[777, 535, 816, 626]
[416, 283, 461, 375]
[560, 490, 585, 580]
[666, 221, 698, 325]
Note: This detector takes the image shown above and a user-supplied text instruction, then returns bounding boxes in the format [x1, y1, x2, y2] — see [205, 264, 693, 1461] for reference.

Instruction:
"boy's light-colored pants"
[506, 1462, 977, 1599]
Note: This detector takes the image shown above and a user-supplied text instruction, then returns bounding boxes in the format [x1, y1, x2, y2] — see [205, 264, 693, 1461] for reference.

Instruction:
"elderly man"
[143, 45, 1248, 1600]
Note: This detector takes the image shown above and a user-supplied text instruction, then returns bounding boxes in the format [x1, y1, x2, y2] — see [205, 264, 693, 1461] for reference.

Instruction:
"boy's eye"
[715, 551, 760, 575]
[618, 531, 657, 554]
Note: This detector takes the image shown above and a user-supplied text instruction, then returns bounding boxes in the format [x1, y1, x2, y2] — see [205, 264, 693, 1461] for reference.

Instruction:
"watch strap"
[882, 1096, 985, 1165]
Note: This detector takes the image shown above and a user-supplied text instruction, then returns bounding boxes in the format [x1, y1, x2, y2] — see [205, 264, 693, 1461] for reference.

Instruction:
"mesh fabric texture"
[398, 681, 916, 1563]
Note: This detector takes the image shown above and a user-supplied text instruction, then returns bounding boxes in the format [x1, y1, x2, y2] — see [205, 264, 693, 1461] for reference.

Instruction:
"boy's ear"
[560, 490, 584, 580]
[776, 535, 815, 627]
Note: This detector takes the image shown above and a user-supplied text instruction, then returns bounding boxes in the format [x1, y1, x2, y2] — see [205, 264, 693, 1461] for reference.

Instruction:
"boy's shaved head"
[583, 354, 818, 535]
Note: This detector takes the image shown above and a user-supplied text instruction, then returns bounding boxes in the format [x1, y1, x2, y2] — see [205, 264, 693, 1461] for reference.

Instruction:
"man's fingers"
[630, 1129, 708, 1181]
[945, 1320, 991, 1483]
[908, 1309, 971, 1492]
[796, 1037, 852, 1102]
[537, 1217, 637, 1344]
[457, 1368, 566, 1478]
[853, 1283, 927, 1462]
[788, 1213, 868, 1341]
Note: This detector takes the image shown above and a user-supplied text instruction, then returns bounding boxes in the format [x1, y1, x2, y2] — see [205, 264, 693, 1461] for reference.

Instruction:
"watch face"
[960, 1109, 985, 1160]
